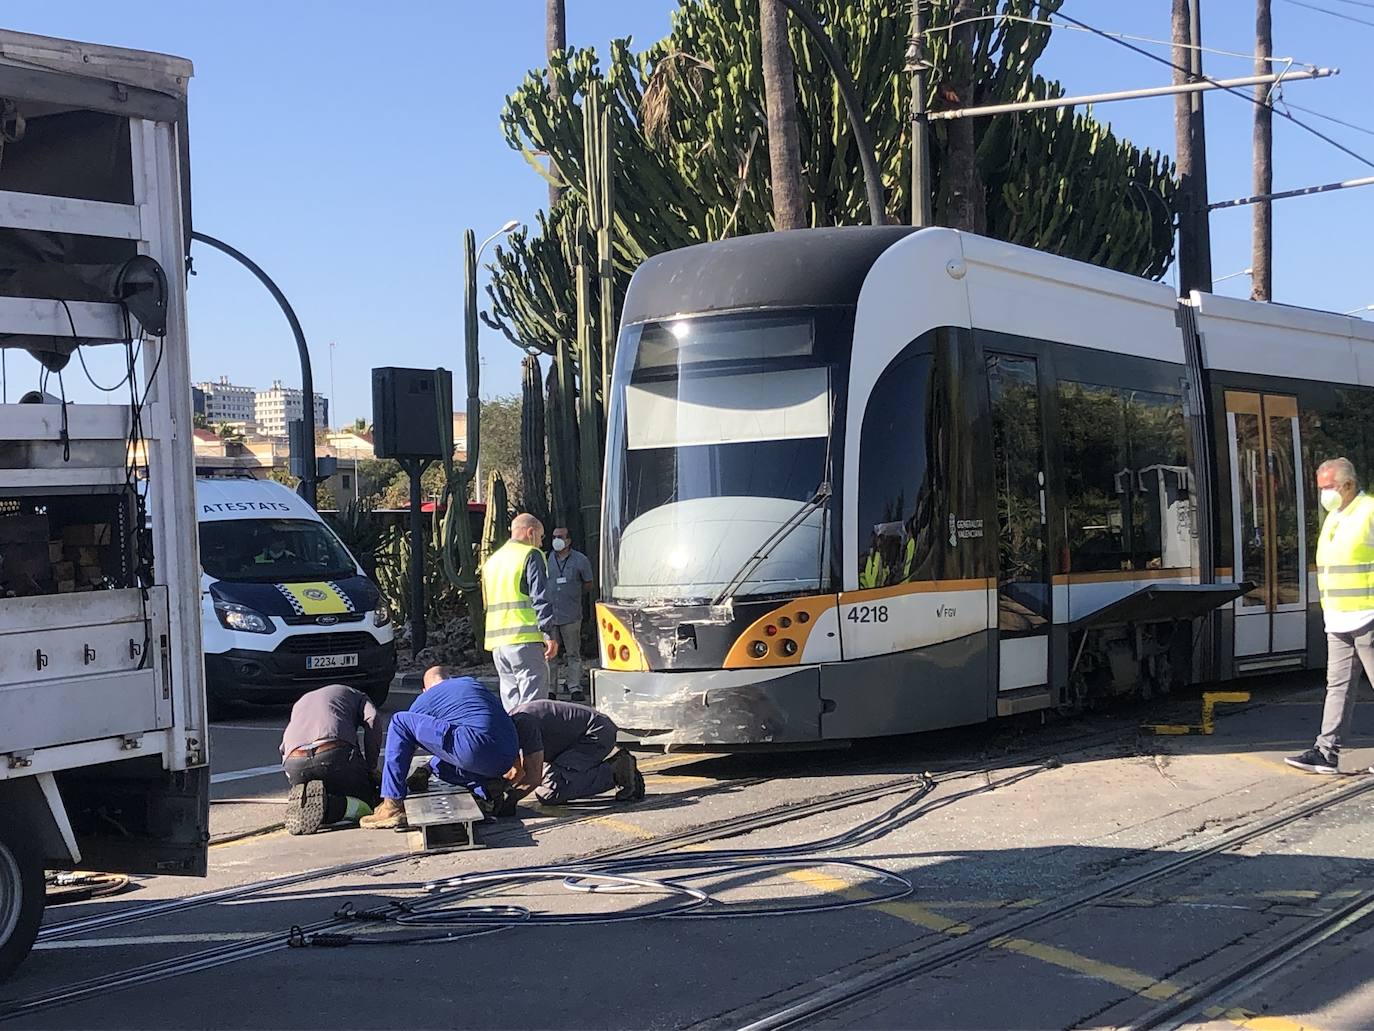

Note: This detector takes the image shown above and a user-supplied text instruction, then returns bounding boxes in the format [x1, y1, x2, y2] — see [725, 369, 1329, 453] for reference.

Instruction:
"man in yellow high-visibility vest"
[483, 512, 559, 710]
[1288, 457, 1374, 775]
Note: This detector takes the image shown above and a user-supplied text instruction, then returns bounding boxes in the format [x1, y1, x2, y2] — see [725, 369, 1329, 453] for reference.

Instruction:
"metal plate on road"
[306, 653, 358, 670]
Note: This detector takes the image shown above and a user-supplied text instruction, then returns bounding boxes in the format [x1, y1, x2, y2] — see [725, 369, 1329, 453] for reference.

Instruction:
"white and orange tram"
[590, 227, 1373, 746]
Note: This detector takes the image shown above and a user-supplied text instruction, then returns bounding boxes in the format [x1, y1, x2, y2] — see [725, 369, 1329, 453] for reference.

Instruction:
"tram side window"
[856, 353, 940, 589]
[1059, 382, 1188, 573]
[1301, 387, 1374, 559]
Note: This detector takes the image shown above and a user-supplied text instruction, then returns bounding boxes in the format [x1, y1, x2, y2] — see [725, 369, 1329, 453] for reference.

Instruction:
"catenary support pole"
[191, 230, 317, 508]
[1251, 0, 1274, 301]
[908, 0, 932, 227]
[1173, 0, 1213, 295]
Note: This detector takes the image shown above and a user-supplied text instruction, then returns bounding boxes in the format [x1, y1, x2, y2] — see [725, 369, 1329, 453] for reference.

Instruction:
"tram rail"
[719, 776, 1374, 1031]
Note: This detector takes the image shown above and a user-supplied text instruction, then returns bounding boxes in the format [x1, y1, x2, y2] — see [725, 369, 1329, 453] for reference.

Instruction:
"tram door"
[1225, 391, 1308, 661]
[987, 353, 1051, 692]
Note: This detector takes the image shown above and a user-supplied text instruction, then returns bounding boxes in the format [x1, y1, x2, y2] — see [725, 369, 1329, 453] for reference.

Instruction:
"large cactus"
[434, 228, 485, 645]
[480, 470, 510, 565]
[484, 0, 1178, 359]
[520, 354, 549, 526]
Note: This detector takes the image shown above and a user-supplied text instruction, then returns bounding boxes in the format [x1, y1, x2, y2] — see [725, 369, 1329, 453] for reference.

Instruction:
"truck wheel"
[0, 817, 44, 981]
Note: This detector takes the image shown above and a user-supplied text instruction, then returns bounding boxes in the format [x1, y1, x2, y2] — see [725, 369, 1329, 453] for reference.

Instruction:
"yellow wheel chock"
[1145, 691, 1251, 735]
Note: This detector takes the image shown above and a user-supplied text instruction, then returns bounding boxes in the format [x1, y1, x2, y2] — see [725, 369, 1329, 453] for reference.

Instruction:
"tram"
[589, 226, 1374, 746]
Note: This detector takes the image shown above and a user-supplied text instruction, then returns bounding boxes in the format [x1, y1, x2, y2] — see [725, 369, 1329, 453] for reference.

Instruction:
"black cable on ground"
[288, 766, 1052, 948]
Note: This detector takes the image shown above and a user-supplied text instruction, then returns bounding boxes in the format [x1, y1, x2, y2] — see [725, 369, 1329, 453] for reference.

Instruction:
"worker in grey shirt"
[279, 684, 382, 834]
[503, 699, 644, 805]
[547, 526, 595, 696]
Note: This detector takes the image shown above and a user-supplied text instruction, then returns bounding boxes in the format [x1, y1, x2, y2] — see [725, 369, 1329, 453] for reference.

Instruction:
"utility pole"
[908, 0, 932, 227]
[1173, 0, 1213, 295]
[1251, 0, 1273, 301]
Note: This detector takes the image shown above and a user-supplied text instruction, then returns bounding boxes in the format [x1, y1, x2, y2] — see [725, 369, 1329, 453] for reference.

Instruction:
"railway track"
[7, 703, 1276, 1023]
[715, 775, 1374, 1031]
[35, 709, 1142, 947]
[10, 721, 1113, 1023]
[4, 774, 937, 1021]
[1125, 886, 1374, 1030]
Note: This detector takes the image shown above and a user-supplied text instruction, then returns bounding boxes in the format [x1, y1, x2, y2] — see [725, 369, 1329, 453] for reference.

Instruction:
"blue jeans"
[380, 711, 516, 800]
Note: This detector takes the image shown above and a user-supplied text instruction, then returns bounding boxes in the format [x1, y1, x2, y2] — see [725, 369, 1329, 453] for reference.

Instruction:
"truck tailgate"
[0, 587, 172, 754]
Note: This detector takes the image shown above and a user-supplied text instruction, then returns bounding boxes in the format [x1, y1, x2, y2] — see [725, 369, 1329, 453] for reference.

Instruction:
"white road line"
[210, 764, 282, 784]
[33, 932, 265, 950]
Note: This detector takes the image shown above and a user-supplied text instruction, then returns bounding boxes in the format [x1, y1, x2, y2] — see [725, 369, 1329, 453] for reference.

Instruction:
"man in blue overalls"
[360, 666, 518, 830]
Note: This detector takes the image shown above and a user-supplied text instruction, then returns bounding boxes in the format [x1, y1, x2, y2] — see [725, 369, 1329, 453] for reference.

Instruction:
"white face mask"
[551, 538, 568, 552]
[1320, 488, 1344, 513]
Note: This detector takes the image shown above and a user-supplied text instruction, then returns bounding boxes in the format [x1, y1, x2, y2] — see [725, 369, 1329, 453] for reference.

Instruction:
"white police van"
[197, 477, 395, 712]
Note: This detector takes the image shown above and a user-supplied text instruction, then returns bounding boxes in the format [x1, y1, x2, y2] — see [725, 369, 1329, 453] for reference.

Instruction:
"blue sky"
[9, 2, 1372, 421]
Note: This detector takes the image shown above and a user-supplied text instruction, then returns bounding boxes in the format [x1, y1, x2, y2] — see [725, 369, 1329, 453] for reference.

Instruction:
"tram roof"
[621, 226, 917, 326]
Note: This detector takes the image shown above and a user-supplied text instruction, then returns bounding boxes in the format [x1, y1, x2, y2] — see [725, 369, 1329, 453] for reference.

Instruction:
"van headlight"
[214, 601, 274, 635]
[372, 602, 391, 627]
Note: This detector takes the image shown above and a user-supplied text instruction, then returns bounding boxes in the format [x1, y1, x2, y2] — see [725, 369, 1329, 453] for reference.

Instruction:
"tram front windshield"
[604, 311, 839, 604]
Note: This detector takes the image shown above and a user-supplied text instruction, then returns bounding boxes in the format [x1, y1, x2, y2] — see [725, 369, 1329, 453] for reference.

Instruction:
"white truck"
[0, 30, 207, 976]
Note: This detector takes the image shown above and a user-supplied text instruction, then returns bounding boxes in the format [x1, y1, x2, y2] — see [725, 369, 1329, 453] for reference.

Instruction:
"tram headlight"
[780, 639, 798, 657]
[748, 640, 768, 659]
[764, 624, 778, 637]
[619, 645, 631, 662]
[797, 611, 810, 623]
[778, 616, 792, 628]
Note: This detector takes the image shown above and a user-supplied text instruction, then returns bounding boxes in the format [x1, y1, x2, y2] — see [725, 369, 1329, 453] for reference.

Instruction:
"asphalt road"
[6, 673, 1374, 1030]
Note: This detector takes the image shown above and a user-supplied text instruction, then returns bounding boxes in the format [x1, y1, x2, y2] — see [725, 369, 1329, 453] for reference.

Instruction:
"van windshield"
[199, 518, 356, 583]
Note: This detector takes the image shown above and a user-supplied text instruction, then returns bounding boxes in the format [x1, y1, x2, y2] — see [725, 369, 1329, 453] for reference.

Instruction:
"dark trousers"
[537, 721, 618, 804]
[283, 744, 373, 802]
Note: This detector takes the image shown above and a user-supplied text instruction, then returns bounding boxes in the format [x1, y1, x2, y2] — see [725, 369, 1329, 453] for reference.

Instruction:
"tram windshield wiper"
[711, 482, 832, 607]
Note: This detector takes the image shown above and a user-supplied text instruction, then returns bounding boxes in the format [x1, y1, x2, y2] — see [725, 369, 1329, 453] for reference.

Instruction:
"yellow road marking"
[1224, 752, 1315, 777]
[1212, 1007, 1325, 1031]
[777, 870, 1308, 1028]
[786, 869, 972, 934]
[990, 936, 1183, 1001]
[588, 815, 657, 840]
[645, 774, 718, 785]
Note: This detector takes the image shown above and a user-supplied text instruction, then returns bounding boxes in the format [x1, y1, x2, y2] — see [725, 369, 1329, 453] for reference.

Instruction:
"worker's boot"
[612, 750, 645, 802]
[285, 780, 327, 836]
[406, 764, 432, 794]
[358, 797, 408, 829]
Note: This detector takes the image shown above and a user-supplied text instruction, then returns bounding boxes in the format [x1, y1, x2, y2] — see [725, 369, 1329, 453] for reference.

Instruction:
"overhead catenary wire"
[1048, 10, 1374, 172]
[923, 12, 1319, 69]
[922, 9, 1371, 171]
[1278, 98, 1374, 138]
[1280, 0, 1374, 27]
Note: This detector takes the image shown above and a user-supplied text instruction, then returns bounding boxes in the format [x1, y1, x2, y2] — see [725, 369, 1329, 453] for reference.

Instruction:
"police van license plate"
[307, 654, 358, 670]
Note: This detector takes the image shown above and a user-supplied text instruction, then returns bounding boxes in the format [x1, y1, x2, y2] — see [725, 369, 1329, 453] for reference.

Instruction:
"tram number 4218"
[845, 604, 889, 624]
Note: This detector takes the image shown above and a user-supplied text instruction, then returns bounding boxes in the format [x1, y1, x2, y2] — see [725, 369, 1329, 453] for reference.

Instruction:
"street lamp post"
[191, 231, 319, 508]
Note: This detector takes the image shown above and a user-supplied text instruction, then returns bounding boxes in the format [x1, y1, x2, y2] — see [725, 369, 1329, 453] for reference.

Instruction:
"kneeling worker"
[505, 699, 645, 806]
[280, 684, 382, 835]
[361, 665, 518, 830]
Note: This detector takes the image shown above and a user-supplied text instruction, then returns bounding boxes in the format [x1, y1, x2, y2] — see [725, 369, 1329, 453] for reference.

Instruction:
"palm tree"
[349, 416, 371, 435]
[760, 0, 807, 230]
[546, 0, 567, 209]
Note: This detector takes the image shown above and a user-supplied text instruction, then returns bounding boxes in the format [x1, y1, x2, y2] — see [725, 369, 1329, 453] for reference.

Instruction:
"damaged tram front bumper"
[591, 666, 825, 747]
